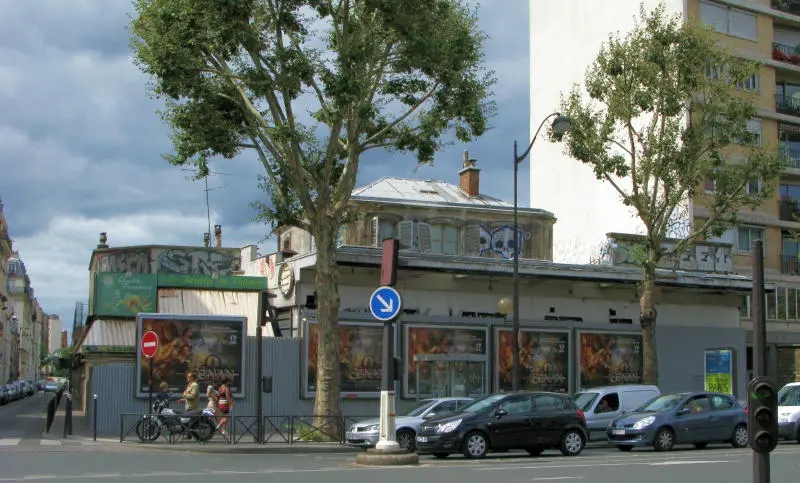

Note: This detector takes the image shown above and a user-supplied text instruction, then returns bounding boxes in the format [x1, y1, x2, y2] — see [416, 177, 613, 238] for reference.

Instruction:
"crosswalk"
[0, 437, 107, 447]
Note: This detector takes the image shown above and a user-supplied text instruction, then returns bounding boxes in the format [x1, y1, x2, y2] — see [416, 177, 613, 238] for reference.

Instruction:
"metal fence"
[119, 413, 371, 445]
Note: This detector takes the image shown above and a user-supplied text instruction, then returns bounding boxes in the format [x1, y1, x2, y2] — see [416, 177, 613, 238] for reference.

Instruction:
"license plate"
[416, 436, 428, 443]
[612, 429, 626, 436]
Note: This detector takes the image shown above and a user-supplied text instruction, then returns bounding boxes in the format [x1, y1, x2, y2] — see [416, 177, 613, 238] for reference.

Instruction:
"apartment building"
[7, 253, 44, 379]
[0, 199, 15, 383]
[531, 0, 800, 385]
[47, 315, 62, 354]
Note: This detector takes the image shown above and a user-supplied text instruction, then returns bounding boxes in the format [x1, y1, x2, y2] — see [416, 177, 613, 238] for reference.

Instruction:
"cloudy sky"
[0, 0, 532, 334]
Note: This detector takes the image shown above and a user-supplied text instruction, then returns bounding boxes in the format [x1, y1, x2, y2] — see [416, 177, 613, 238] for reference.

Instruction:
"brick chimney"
[458, 151, 480, 197]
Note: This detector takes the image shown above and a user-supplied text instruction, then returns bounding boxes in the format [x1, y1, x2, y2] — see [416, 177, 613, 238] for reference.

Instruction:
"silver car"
[346, 397, 472, 451]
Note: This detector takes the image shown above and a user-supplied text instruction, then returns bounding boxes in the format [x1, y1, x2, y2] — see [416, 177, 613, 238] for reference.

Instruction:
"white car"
[345, 397, 472, 451]
[778, 382, 800, 442]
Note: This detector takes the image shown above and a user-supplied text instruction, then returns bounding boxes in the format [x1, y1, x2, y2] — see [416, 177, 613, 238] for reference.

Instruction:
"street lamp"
[509, 112, 571, 391]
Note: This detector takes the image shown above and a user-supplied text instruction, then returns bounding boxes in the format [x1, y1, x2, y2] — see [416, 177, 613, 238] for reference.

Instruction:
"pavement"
[1, 439, 800, 482]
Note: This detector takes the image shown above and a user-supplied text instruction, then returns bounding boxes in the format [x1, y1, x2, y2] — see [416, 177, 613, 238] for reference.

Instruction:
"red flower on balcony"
[775, 47, 789, 61]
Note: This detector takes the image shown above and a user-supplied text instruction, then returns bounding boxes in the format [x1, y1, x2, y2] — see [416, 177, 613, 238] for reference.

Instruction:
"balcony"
[774, 42, 800, 66]
[776, 93, 800, 117]
[781, 143, 800, 168]
[782, 254, 800, 275]
[773, 1, 800, 17]
[781, 199, 800, 221]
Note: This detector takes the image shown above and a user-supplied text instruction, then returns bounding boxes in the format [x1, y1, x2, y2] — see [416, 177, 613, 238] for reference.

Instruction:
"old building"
[7, 253, 44, 379]
[0, 199, 14, 383]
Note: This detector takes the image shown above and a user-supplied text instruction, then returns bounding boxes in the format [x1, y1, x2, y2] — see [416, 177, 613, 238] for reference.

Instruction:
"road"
[1, 440, 800, 482]
[0, 392, 53, 443]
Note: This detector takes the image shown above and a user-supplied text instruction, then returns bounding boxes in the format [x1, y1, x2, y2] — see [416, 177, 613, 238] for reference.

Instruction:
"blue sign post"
[369, 286, 402, 322]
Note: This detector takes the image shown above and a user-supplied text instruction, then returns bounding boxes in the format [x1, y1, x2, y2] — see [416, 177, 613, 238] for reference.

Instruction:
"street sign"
[369, 286, 402, 322]
[140, 330, 159, 359]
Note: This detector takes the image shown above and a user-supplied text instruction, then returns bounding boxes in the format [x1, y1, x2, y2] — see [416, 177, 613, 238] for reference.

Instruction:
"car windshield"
[571, 392, 600, 411]
[778, 385, 800, 406]
[636, 394, 683, 412]
[458, 394, 507, 414]
[404, 400, 437, 417]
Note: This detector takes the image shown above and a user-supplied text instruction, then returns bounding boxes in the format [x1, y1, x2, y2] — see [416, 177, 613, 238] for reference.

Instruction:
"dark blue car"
[607, 391, 748, 452]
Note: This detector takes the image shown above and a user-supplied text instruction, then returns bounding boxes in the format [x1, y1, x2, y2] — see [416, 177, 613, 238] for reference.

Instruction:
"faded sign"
[602, 239, 733, 273]
[157, 273, 267, 291]
[94, 273, 158, 317]
[95, 249, 151, 274]
[155, 248, 241, 275]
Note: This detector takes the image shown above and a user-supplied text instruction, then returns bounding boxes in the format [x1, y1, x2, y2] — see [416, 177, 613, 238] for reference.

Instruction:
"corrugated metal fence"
[90, 337, 380, 436]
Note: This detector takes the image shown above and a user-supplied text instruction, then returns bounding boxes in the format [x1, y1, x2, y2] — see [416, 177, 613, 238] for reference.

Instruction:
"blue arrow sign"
[369, 286, 402, 322]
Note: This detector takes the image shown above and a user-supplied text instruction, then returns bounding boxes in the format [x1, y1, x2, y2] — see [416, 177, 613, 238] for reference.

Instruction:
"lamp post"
[504, 112, 571, 392]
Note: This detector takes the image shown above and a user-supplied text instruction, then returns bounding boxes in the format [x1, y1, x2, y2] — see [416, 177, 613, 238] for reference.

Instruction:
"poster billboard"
[577, 331, 643, 389]
[495, 328, 570, 393]
[704, 348, 734, 394]
[135, 314, 245, 398]
[93, 273, 157, 317]
[303, 320, 384, 398]
[404, 324, 488, 399]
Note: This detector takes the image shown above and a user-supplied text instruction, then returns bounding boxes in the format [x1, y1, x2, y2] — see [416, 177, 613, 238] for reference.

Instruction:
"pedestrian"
[216, 375, 233, 436]
[156, 381, 171, 403]
[182, 372, 200, 411]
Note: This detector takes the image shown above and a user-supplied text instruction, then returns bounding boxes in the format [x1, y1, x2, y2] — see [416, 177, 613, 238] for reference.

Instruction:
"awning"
[79, 319, 136, 353]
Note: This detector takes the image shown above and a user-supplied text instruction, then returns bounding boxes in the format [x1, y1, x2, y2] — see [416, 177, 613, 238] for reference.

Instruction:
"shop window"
[595, 393, 620, 413]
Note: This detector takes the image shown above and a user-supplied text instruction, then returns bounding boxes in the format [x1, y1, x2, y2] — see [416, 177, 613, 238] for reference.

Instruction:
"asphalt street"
[0, 391, 52, 441]
[1, 441, 800, 482]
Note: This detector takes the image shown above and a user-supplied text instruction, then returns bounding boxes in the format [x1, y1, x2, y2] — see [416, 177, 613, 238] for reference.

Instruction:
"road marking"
[0, 439, 21, 446]
[649, 460, 731, 466]
[532, 478, 583, 481]
[474, 458, 737, 472]
[39, 440, 61, 446]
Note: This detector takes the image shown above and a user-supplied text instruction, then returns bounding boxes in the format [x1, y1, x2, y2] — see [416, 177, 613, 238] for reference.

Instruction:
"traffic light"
[748, 376, 779, 454]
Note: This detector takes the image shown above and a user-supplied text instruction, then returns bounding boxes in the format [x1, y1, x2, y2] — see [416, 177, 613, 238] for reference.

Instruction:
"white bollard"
[375, 390, 399, 450]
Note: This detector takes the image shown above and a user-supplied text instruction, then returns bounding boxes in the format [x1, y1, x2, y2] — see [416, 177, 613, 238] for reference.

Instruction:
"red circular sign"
[141, 330, 159, 359]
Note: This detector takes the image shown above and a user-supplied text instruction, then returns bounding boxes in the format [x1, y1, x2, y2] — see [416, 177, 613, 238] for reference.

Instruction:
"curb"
[122, 442, 362, 455]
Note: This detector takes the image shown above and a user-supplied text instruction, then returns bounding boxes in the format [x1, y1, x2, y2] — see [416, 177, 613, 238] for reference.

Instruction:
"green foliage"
[556, 2, 784, 263]
[130, 0, 496, 232]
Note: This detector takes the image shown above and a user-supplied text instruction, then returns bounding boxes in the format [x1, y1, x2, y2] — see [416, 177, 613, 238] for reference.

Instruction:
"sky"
[0, 0, 532, 335]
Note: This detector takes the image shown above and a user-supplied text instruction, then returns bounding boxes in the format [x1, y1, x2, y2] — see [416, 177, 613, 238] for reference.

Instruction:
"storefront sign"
[704, 348, 733, 394]
[135, 314, 245, 398]
[495, 328, 569, 393]
[578, 332, 643, 389]
[304, 320, 384, 398]
[93, 273, 157, 317]
[404, 325, 488, 399]
[156, 273, 267, 291]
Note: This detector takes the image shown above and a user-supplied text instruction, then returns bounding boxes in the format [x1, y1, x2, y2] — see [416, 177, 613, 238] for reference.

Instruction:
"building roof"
[352, 177, 554, 217]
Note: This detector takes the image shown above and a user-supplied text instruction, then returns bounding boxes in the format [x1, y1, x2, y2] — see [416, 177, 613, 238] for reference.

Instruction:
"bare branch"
[361, 83, 440, 148]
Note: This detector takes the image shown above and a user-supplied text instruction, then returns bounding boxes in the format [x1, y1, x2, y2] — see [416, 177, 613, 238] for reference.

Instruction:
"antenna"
[181, 168, 231, 237]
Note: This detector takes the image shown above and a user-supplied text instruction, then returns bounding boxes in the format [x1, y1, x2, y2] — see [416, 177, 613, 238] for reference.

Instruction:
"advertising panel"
[578, 332, 643, 389]
[704, 348, 734, 394]
[304, 320, 384, 398]
[495, 328, 570, 393]
[136, 314, 245, 398]
[94, 273, 157, 317]
[404, 325, 488, 399]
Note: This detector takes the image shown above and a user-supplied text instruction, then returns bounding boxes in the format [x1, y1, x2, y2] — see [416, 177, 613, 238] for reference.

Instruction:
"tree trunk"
[311, 221, 343, 442]
[640, 262, 659, 386]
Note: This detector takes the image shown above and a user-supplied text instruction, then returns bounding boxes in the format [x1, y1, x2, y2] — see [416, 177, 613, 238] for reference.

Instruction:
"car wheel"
[462, 431, 488, 459]
[694, 442, 708, 449]
[732, 424, 748, 448]
[433, 453, 449, 459]
[616, 445, 633, 452]
[396, 429, 415, 452]
[526, 447, 544, 456]
[653, 427, 675, 452]
[559, 429, 584, 456]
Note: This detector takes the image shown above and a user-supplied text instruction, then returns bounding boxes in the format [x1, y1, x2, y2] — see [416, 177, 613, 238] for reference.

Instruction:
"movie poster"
[305, 321, 384, 397]
[404, 325, 488, 398]
[136, 314, 245, 397]
[578, 332, 643, 388]
[495, 328, 569, 393]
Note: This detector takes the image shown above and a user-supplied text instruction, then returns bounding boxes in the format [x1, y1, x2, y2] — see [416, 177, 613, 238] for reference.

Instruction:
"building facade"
[531, 0, 800, 386]
[0, 199, 15, 383]
[47, 315, 62, 354]
[7, 254, 44, 379]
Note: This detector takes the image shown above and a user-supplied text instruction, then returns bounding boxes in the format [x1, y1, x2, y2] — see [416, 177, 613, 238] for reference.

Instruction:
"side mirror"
[676, 407, 691, 416]
[423, 412, 436, 420]
[495, 409, 508, 419]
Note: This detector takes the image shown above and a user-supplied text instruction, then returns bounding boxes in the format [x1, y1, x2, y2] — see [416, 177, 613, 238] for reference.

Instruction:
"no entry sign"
[141, 330, 159, 359]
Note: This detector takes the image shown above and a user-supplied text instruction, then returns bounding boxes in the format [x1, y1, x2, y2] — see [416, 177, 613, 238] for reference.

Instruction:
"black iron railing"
[781, 254, 800, 275]
[773, 0, 800, 16]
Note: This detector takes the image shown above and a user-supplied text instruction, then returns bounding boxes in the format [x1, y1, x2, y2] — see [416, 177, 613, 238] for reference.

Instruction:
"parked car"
[778, 382, 800, 442]
[44, 381, 60, 393]
[607, 391, 748, 452]
[346, 397, 472, 451]
[4, 383, 19, 401]
[571, 384, 661, 441]
[415, 392, 588, 459]
[0, 385, 6, 405]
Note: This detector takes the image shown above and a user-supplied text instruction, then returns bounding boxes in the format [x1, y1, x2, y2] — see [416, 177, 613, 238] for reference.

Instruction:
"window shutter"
[418, 223, 433, 253]
[398, 220, 414, 250]
[463, 224, 481, 255]
[370, 217, 379, 247]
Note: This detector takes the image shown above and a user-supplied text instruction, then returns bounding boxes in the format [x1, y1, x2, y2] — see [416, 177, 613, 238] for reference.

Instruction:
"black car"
[415, 392, 588, 459]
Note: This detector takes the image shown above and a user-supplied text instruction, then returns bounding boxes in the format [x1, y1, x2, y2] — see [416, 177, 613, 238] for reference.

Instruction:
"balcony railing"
[782, 254, 800, 275]
[774, 42, 800, 65]
[773, 0, 800, 16]
[781, 144, 800, 168]
[780, 199, 800, 221]
[776, 93, 800, 117]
